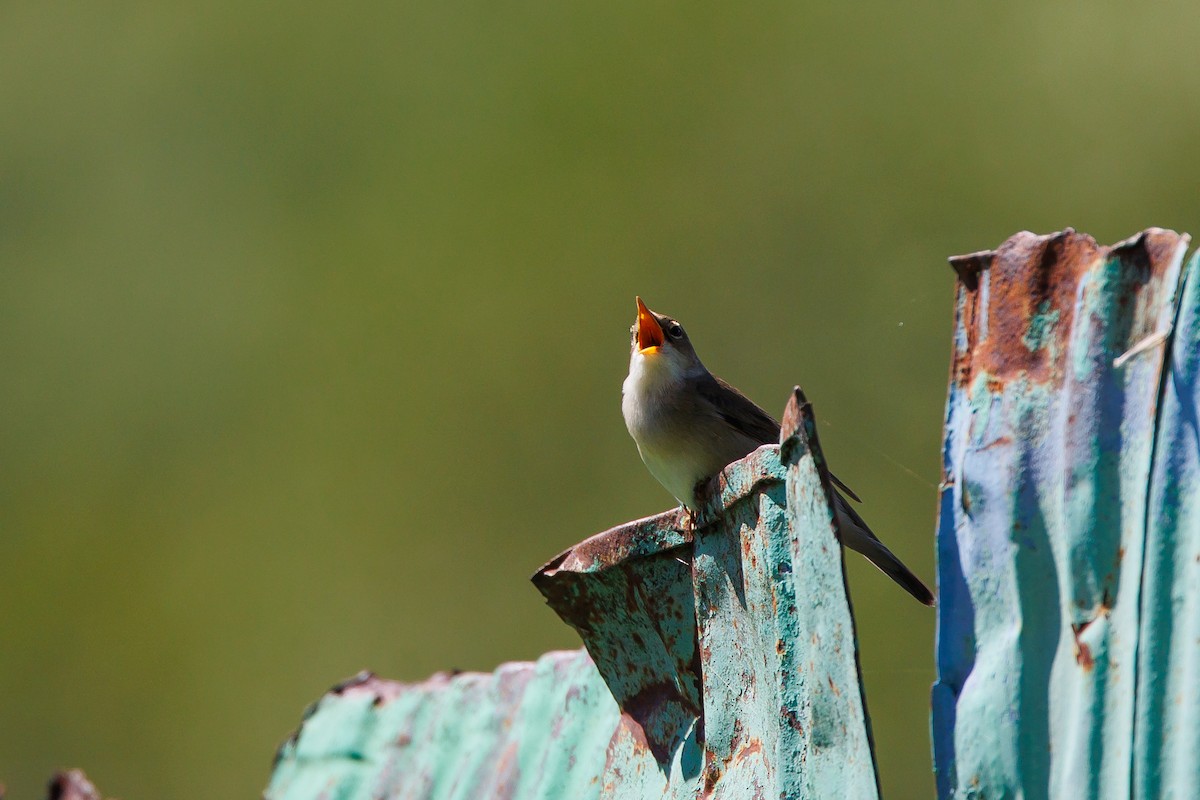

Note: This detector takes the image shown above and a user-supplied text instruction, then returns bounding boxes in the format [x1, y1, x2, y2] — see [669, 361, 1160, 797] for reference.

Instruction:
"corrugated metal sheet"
[933, 228, 1198, 798]
[1135, 238, 1200, 799]
[266, 652, 621, 800]
[266, 388, 880, 799]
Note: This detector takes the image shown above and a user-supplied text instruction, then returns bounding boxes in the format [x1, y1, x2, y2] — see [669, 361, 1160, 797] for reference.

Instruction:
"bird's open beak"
[635, 296, 665, 354]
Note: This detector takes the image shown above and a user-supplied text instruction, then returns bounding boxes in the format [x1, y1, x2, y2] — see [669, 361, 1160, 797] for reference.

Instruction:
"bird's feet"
[687, 475, 720, 529]
[681, 505, 697, 532]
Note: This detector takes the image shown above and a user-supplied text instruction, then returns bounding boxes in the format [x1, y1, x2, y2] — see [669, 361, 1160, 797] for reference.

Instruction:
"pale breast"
[625, 387, 759, 508]
[635, 434, 722, 508]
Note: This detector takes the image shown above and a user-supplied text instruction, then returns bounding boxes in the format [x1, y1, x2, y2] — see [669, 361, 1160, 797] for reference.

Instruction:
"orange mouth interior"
[636, 297, 664, 353]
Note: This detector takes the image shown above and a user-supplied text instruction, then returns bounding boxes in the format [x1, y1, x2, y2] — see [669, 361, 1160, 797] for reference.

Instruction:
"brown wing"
[694, 372, 781, 444]
[696, 372, 863, 503]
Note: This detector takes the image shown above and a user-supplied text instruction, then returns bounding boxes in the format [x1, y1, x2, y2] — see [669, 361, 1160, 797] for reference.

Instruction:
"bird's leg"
[684, 475, 720, 532]
[681, 504, 697, 532]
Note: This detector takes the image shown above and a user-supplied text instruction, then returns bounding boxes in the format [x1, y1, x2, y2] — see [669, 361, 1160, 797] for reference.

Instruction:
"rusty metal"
[934, 227, 1198, 798]
[266, 388, 880, 799]
[26, 227, 1200, 797]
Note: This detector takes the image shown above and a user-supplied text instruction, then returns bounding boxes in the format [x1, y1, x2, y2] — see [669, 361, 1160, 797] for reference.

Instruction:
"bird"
[621, 296, 934, 606]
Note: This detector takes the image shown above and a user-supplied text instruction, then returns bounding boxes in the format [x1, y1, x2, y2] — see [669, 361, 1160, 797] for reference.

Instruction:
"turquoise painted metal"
[265, 388, 881, 799]
[934, 228, 1199, 798]
[1136, 238, 1200, 799]
[266, 653, 621, 799]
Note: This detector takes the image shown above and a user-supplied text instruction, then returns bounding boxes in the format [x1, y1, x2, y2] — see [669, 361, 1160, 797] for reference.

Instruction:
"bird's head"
[629, 297, 702, 379]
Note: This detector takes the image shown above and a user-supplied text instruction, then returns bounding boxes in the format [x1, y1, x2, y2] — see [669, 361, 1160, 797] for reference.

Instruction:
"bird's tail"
[834, 494, 936, 607]
[848, 534, 936, 607]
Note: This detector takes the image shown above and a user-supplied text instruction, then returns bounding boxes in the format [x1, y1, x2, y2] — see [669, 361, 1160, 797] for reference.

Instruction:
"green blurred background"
[2, 2, 1198, 797]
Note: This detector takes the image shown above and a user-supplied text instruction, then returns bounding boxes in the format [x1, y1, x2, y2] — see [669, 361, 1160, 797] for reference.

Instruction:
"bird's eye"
[667, 323, 684, 339]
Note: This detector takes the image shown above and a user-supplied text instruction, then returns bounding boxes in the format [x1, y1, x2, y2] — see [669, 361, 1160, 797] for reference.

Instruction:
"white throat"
[622, 349, 689, 406]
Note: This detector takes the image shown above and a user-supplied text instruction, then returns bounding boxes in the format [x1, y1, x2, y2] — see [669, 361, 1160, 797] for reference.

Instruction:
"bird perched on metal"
[621, 296, 934, 606]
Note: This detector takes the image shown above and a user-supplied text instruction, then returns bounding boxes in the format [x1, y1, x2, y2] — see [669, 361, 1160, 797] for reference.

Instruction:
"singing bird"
[621, 297, 934, 606]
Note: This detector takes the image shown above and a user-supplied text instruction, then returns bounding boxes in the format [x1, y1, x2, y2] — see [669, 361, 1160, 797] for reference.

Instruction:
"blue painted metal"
[933, 228, 1196, 798]
[266, 388, 880, 798]
[1135, 244, 1200, 799]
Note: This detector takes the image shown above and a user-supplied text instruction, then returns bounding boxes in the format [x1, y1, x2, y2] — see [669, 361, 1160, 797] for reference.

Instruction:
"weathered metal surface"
[933, 228, 1195, 798]
[540, 387, 878, 799]
[1134, 244, 1200, 799]
[266, 652, 622, 800]
[267, 388, 879, 798]
[537, 510, 701, 798]
[778, 392, 879, 797]
[681, 389, 878, 799]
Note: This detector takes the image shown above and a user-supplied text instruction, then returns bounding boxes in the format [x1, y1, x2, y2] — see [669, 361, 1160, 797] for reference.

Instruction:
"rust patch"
[1074, 640, 1095, 671]
[948, 249, 994, 293]
[619, 711, 651, 751]
[950, 228, 1188, 393]
[977, 230, 1099, 386]
[780, 387, 808, 445]
[534, 508, 689, 580]
[735, 736, 764, 762]
[1070, 618, 1103, 672]
[604, 713, 651, 780]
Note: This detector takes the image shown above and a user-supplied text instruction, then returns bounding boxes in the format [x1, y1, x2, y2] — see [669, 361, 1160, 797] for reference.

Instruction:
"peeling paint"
[267, 390, 879, 799]
[1021, 299, 1060, 354]
[933, 227, 1194, 800]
